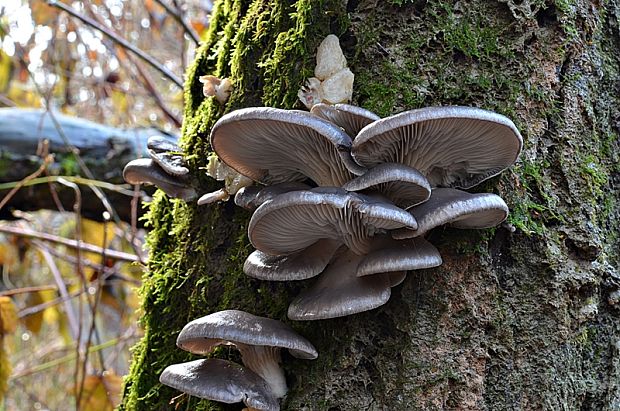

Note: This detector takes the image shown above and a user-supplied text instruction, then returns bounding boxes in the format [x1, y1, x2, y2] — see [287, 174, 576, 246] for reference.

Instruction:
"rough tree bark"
[120, 0, 620, 410]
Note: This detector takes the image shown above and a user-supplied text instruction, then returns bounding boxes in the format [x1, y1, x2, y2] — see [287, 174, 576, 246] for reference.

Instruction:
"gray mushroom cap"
[244, 238, 342, 281]
[352, 106, 523, 188]
[234, 182, 312, 211]
[342, 163, 431, 209]
[248, 188, 417, 256]
[392, 188, 509, 239]
[123, 158, 197, 201]
[210, 107, 366, 186]
[147, 136, 189, 176]
[310, 103, 380, 138]
[357, 236, 442, 277]
[159, 358, 280, 411]
[287, 248, 392, 321]
[176, 309, 317, 359]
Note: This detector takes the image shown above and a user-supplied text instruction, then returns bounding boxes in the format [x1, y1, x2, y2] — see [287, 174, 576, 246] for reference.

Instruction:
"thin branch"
[47, 0, 183, 88]
[0, 225, 140, 263]
[0, 285, 60, 297]
[0, 175, 139, 197]
[154, 0, 201, 45]
[0, 154, 53, 213]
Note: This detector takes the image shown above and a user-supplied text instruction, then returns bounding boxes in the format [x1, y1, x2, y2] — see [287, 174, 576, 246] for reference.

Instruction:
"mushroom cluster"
[209, 103, 522, 320]
[159, 310, 317, 410]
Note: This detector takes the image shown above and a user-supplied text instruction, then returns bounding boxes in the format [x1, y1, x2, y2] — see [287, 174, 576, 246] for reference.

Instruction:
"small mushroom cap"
[352, 106, 523, 188]
[357, 236, 442, 277]
[210, 107, 366, 186]
[234, 182, 312, 211]
[287, 248, 392, 321]
[392, 188, 509, 239]
[159, 358, 279, 411]
[176, 309, 318, 360]
[147, 136, 189, 176]
[314, 34, 347, 81]
[248, 188, 417, 256]
[123, 158, 196, 201]
[311, 103, 380, 138]
[343, 163, 431, 209]
[244, 238, 342, 281]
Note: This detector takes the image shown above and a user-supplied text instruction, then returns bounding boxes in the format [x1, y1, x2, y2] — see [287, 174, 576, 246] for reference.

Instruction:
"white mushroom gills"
[237, 343, 288, 399]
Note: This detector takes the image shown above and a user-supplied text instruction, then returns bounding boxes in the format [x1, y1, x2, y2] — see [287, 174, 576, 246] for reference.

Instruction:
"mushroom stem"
[237, 344, 287, 399]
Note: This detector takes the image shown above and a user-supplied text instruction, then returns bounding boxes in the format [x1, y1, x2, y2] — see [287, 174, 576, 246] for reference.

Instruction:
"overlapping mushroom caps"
[206, 103, 522, 320]
[159, 310, 317, 410]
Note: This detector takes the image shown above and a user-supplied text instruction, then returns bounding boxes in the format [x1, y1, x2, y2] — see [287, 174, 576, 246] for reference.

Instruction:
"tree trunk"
[120, 0, 620, 410]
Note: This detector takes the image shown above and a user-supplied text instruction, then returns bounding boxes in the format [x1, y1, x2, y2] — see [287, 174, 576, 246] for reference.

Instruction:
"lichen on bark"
[120, 0, 620, 410]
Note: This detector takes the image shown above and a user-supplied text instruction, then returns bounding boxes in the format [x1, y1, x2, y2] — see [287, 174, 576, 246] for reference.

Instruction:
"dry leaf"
[77, 372, 123, 411]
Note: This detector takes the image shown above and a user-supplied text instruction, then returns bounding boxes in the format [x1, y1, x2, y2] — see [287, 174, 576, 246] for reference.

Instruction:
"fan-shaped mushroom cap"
[210, 107, 366, 186]
[234, 182, 312, 211]
[244, 239, 342, 281]
[248, 188, 417, 256]
[176, 310, 317, 359]
[159, 358, 279, 411]
[123, 158, 196, 201]
[287, 248, 392, 321]
[356, 236, 442, 277]
[392, 188, 509, 239]
[147, 136, 189, 176]
[310, 103, 380, 138]
[343, 163, 431, 209]
[352, 106, 522, 188]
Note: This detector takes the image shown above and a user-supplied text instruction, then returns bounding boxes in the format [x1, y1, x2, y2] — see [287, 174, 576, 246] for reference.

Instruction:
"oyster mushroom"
[248, 187, 417, 256]
[310, 103, 380, 138]
[392, 188, 509, 239]
[210, 107, 366, 186]
[159, 358, 279, 411]
[146, 136, 189, 176]
[352, 106, 523, 188]
[176, 310, 317, 399]
[123, 158, 196, 201]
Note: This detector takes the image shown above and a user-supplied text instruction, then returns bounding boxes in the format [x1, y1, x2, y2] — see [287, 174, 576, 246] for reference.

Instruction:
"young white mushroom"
[123, 158, 197, 201]
[159, 358, 279, 411]
[199, 75, 233, 104]
[248, 188, 417, 256]
[352, 106, 523, 188]
[310, 103, 380, 138]
[392, 188, 509, 240]
[298, 34, 354, 109]
[210, 107, 366, 186]
[176, 310, 317, 399]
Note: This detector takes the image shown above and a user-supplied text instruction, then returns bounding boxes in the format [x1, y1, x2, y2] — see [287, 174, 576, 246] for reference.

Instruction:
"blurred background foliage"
[0, 0, 212, 409]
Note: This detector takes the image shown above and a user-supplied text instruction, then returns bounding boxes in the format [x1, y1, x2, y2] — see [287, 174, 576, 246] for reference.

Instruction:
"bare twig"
[0, 285, 60, 297]
[0, 154, 53, 213]
[0, 175, 139, 197]
[0, 225, 140, 263]
[47, 0, 183, 87]
[154, 0, 201, 45]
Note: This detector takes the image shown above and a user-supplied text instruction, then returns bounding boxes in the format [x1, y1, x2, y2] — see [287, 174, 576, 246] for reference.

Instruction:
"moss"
[120, 1, 348, 409]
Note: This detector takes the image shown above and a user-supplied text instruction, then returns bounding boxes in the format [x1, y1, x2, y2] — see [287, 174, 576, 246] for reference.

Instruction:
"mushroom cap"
[234, 182, 312, 211]
[248, 188, 417, 256]
[392, 188, 509, 239]
[123, 158, 196, 201]
[159, 358, 279, 411]
[210, 107, 366, 186]
[244, 238, 342, 281]
[176, 309, 318, 360]
[310, 103, 380, 138]
[287, 248, 392, 321]
[342, 163, 431, 209]
[352, 106, 522, 188]
[357, 236, 442, 277]
[147, 136, 189, 176]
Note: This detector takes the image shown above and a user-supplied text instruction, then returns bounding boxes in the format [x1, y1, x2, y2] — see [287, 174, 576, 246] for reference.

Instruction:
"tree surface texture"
[120, 0, 620, 410]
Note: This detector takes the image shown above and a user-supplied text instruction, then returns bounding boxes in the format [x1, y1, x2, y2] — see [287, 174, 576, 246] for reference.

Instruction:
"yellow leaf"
[0, 342, 11, 401]
[0, 49, 13, 93]
[0, 297, 17, 335]
[21, 291, 44, 334]
[77, 372, 123, 411]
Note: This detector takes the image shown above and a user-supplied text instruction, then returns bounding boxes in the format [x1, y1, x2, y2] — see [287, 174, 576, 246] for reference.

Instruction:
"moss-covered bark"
[120, 0, 620, 410]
